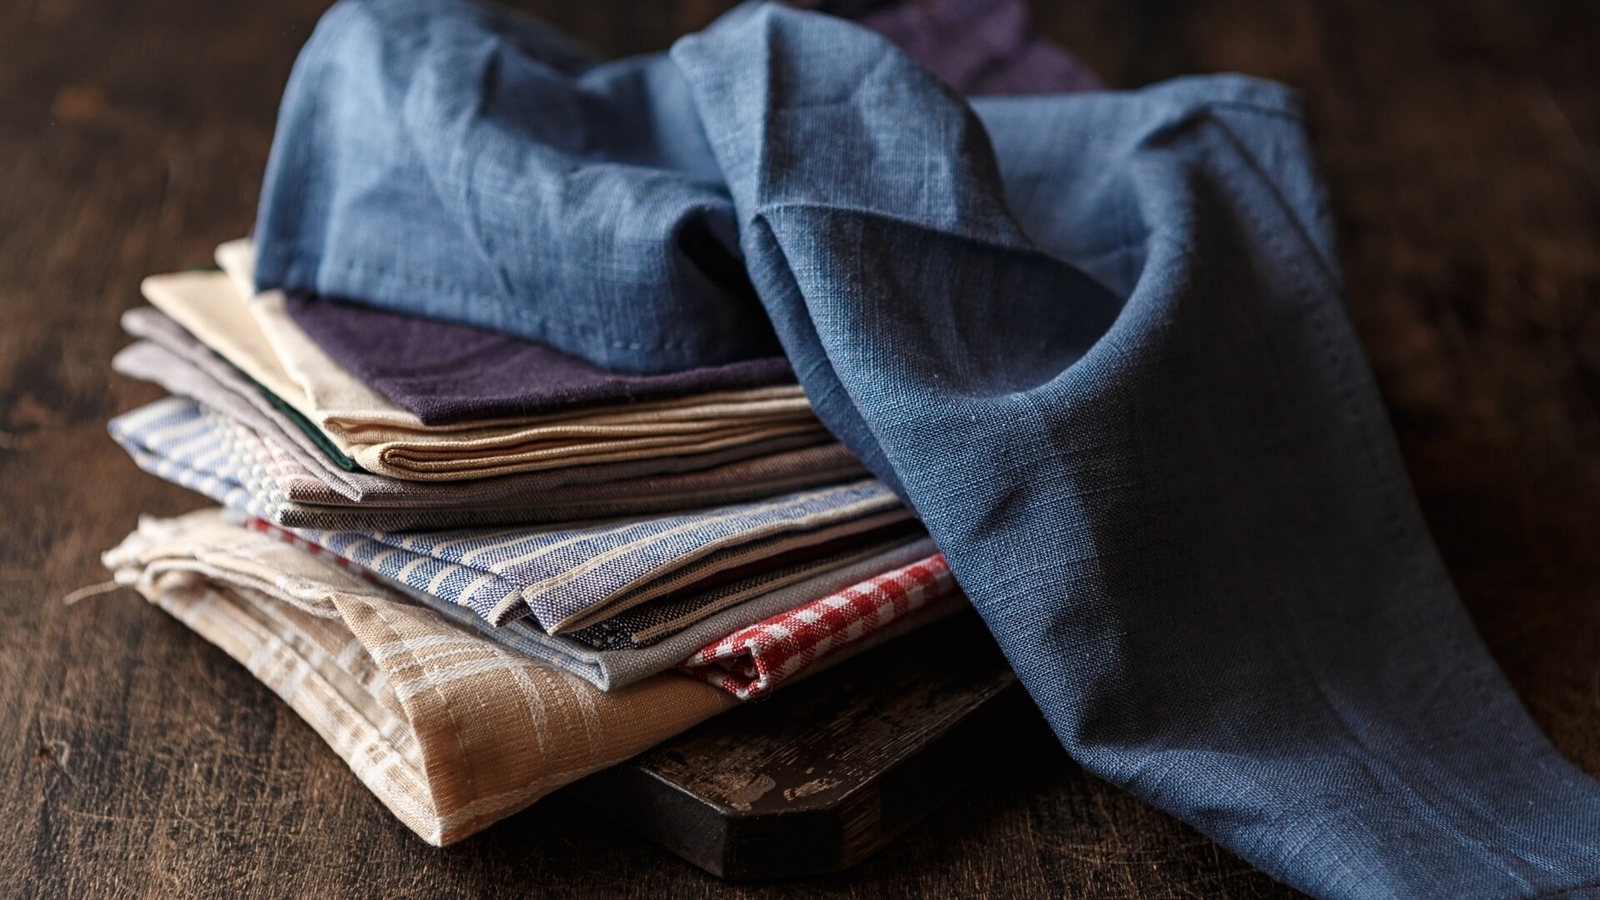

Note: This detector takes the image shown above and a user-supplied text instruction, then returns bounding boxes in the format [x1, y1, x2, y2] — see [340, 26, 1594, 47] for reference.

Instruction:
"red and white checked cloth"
[677, 553, 960, 699]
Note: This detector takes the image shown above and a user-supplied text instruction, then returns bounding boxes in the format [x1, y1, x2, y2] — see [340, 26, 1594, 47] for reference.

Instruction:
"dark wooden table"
[3, 1, 1597, 896]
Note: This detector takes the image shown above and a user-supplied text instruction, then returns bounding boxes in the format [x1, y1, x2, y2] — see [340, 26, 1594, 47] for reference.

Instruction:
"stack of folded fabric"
[102, 0, 1098, 847]
[106, 242, 966, 841]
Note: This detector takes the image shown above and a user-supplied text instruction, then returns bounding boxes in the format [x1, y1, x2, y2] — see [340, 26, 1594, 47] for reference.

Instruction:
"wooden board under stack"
[566, 612, 1027, 880]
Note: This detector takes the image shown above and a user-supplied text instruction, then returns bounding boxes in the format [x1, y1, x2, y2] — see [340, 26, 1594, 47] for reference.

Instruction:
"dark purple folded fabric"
[280, 0, 1099, 426]
[834, 0, 1104, 95]
[283, 294, 796, 425]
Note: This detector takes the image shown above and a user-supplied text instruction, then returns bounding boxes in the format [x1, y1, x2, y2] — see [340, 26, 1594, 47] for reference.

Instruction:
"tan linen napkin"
[103, 509, 737, 845]
[140, 260, 824, 480]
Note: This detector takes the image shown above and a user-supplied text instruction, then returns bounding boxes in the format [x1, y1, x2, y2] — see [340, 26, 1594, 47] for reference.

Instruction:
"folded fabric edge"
[678, 553, 964, 699]
[102, 511, 738, 846]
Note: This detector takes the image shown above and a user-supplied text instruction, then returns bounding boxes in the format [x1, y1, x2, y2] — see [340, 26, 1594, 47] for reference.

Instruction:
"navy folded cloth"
[848, 0, 1104, 95]
[284, 294, 796, 425]
[253, 2, 1600, 896]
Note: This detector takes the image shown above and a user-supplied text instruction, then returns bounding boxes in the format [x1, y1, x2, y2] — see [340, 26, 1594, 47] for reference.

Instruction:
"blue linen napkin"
[251, 2, 1600, 895]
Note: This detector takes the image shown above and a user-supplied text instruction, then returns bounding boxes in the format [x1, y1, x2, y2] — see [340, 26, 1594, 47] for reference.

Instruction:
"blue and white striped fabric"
[110, 397, 266, 517]
[110, 397, 911, 631]
[292, 481, 907, 630]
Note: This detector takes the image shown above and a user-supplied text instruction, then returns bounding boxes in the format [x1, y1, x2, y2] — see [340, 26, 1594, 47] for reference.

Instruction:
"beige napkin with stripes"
[103, 509, 737, 845]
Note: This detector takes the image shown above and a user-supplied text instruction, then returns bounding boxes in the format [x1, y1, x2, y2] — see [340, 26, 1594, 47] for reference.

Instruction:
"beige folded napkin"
[138, 249, 824, 481]
[103, 509, 737, 845]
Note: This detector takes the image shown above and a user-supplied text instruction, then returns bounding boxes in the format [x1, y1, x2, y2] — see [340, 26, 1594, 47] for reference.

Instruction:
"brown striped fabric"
[103, 509, 737, 845]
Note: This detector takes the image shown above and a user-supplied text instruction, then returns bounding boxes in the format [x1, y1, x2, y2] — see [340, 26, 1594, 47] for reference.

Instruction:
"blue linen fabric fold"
[253, 2, 1600, 896]
[253, 0, 775, 372]
[275, 0, 1097, 428]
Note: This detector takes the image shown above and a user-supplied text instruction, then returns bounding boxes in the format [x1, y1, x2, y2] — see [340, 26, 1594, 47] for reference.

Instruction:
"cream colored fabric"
[104, 509, 737, 845]
[138, 249, 824, 481]
[140, 271, 314, 419]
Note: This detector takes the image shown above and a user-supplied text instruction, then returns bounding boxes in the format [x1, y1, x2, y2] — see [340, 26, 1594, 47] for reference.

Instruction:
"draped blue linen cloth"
[252, 2, 1600, 896]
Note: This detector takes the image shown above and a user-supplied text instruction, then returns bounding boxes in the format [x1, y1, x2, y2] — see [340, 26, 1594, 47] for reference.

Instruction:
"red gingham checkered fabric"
[677, 553, 956, 699]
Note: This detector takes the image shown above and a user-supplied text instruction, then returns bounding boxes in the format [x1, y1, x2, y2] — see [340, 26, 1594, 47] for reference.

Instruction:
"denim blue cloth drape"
[253, 2, 1600, 896]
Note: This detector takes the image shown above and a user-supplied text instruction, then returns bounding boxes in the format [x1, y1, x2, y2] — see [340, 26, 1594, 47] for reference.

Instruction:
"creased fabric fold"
[103, 509, 738, 846]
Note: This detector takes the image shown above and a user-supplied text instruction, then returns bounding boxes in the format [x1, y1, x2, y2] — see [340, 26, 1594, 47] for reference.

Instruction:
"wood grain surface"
[2, 1, 1597, 897]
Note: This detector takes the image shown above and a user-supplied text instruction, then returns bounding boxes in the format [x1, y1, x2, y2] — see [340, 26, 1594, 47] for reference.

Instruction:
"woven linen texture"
[103, 509, 737, 846]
